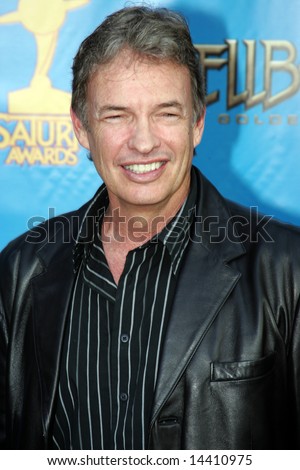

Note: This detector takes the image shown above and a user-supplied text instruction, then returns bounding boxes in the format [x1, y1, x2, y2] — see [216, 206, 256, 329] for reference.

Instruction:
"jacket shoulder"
[0, 197, 95, 309]
[0, 198, 92, 262]
[0, 197, 96, 327]
[225, 198, 300, 246]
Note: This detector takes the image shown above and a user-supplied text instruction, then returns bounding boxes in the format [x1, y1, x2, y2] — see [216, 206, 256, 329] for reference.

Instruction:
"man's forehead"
[93, 48, 189, 80]
[89, 64, 191, 110]
[87, 50, 194, 114]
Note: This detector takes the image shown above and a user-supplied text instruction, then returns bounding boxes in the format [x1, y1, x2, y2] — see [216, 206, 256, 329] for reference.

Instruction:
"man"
[1, 6, 300, 450]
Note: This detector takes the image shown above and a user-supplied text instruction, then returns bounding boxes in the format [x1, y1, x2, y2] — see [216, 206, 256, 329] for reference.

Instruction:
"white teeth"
[124, 162, 164, 174]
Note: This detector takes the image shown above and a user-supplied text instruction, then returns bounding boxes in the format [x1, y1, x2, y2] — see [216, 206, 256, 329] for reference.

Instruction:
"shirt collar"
[72, 184, 108, 272]
[155, 167, 197, 273]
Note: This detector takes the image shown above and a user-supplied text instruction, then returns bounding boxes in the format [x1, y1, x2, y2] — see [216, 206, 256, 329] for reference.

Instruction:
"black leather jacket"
[1, 168, 300, 449]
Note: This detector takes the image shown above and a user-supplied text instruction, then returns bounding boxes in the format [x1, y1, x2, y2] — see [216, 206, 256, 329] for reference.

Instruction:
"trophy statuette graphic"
[0, 0, 90, 114]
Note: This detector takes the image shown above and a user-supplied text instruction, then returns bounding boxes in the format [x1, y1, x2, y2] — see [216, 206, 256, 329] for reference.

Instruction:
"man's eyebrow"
[156, 101, 183, 111]
[95, 101, 184, 117]
[95, 105, 129, 117]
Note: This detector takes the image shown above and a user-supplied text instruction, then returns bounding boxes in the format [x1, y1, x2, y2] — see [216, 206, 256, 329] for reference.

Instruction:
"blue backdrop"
[1, 0, 300, 249]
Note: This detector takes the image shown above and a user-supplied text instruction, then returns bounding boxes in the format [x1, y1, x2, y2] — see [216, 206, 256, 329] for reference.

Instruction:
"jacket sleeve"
[287, 299, 300, 448]
[273, 222, 300, 449]
[0, 238, 24, 449]
[0, 252, 9, 449]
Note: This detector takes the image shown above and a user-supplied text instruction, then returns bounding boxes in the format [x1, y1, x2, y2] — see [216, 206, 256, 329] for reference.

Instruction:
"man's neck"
[102, 194, 188, 249]
[100, 186, 191, 284]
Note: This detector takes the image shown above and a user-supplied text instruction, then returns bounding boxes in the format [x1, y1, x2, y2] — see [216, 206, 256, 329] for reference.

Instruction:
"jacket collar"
[195, 168, 246, 263]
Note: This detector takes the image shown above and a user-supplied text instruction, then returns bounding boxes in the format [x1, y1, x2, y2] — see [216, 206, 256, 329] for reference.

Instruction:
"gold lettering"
[43, 147, 56, 164]
[56, 149, 69, 165]
[254, 115, 264, 124]
[10, 121, 33, 146]
[36, 121, 55, 146]
[288, 115, 298, 125]
[57, 148, 78, 165]
[218, 114, 230, 124]
[244, 40, 267, 108]
[236, 114, 248, 124]
[217, 113, 299, 125]
[262, 40, 300, 109]
[56, 120, 77, 148]
[195, 44, 228, 105]
[1, 116, 80, 165]
[226, 40, 248, 109]
[5, 147, 22, 165]
[0, 125, 11, 149]
[5, 146, 79, 166]
[28, 147, 44, 164]
[66, 151, 78, 165]
[269, 114, 282, 125]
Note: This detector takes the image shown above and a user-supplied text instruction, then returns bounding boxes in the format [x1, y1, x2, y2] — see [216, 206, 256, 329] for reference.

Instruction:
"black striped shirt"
[51, 170, 197, 450]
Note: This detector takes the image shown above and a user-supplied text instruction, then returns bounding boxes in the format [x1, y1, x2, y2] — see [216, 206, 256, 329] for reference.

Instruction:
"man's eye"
[105, 115, 123, 121]
[160, 112, 179, 119]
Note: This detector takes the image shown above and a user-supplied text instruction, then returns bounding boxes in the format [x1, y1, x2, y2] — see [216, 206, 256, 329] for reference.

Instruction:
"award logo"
[0, 0, 90, 166]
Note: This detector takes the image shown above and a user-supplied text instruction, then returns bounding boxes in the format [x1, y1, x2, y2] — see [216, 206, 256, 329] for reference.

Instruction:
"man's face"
[72, 51, 205, 214]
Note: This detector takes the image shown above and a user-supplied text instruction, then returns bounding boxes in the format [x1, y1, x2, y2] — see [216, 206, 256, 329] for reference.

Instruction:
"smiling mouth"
[123, 161, 166, 174]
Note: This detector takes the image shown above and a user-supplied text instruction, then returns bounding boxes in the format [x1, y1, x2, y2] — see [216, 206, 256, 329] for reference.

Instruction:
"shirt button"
[120, 393, 128, 402]
[121, 334, 129, 343]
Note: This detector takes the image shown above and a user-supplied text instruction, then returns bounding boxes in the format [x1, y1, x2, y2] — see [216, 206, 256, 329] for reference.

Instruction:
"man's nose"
[128, 118, 160, 154]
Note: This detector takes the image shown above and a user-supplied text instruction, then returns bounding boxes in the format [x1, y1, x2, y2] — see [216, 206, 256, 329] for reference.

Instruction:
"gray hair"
[71, 6, 206, 128]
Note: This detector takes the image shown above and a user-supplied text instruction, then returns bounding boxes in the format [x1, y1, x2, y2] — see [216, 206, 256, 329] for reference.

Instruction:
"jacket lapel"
[31, 243, 75, 435]
[151, 240, 242, 422]
[30, 188, 103, 437]
[151, 169, 246, 423]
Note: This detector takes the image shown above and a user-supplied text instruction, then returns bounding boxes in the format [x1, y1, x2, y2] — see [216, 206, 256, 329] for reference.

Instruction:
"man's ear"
[193, 108, 206, 148]
[70, 107, 90, 150]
